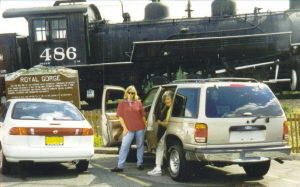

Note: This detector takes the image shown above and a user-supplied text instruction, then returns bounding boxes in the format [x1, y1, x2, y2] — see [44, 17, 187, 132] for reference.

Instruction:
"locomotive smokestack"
[290, 0, 300, 10]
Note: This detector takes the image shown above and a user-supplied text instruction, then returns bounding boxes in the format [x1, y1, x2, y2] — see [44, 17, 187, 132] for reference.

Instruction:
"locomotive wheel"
[149, 76, 169, 85]
[290, 69, 297, 91]
[186, 74, 201, 79]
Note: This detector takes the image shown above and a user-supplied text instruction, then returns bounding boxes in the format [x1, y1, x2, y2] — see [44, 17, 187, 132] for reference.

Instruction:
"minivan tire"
[126, 146, 137, 162]
[0, 148, 10, 175]
[168, 142, 190, 182]
[76, 160, 89, 172]
[243, 160, 271, 177]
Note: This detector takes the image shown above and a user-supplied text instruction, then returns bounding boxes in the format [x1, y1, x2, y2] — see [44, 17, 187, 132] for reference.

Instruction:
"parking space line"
[92, 163, 110, 170]
[282, 179, 300, 184]
[118, 174, 151, 186]
[266, 174, 279, 179]
[92, 163, 151, 186]
[267, 174, 299, 184]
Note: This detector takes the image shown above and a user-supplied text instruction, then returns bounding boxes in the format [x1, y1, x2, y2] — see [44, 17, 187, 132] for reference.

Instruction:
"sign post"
[5, 65, 81, 108]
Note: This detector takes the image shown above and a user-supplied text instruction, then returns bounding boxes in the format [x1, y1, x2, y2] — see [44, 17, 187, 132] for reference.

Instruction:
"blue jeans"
[117, 129, 145, 169]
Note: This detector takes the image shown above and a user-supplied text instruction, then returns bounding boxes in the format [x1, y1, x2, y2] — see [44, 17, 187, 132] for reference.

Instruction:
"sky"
[0, 0, 290, 36]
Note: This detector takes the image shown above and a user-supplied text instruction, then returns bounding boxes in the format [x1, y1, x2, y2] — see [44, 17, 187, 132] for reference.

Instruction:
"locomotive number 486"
[40, 47, 77, 61]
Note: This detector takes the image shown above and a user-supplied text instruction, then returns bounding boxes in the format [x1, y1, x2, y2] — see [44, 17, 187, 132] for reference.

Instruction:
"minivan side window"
[172, 88, 199, 118]
[0, 102, 10, 122]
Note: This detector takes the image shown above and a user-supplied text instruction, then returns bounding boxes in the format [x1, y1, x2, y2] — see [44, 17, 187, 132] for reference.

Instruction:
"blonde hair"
[124, 85, 139, 100]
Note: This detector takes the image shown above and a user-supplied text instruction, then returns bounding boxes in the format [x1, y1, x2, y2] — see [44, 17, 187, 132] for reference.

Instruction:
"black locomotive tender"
[2, 0, 300, 109]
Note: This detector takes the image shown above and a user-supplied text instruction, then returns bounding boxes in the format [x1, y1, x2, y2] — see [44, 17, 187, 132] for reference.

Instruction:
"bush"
[282, 105, 289, 113]
[94, 134, 103, 147]
[142, 80, 154, 94]
[176, 66, 187, 80]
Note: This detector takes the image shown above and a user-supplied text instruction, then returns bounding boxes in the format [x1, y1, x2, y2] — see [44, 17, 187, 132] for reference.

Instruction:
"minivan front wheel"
[168, 142, 189, 182]
[126, 146, 137, 162]
[76, 160, 89, 172]
[243, 160, 271, 177]
[0, 147, 10, 175]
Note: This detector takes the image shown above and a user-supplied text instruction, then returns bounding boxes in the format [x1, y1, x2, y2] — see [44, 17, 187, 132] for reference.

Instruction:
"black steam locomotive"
[2, 0, 300, 109]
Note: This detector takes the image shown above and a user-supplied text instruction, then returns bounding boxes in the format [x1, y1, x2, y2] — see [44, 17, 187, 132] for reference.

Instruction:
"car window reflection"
[12, 102, 84, 121]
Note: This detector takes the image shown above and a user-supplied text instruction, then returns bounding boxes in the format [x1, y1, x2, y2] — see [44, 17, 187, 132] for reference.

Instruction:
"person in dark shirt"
[147, 90, 173, 176]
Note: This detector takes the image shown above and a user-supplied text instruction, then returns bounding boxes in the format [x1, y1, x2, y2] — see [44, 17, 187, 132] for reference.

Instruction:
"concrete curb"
[94, 147, 118, 154]
[94, 147, 300, 161]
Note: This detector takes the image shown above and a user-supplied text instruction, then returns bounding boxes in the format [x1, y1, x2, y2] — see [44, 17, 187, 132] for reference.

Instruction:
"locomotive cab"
[3, 1, 101, 67]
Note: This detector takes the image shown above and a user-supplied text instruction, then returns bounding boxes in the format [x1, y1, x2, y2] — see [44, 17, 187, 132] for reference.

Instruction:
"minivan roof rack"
[171, 78, 259, 83]
[205, 78, 259, 82]
[171, 79, 206, 83]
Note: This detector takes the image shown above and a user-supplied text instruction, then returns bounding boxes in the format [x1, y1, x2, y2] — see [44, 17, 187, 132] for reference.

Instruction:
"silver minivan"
[101, 78, 291, 181]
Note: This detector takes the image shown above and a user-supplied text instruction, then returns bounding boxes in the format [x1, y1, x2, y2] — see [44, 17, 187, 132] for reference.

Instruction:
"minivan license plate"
[230, 131, 264, 142]
[46, 136, 64, 145]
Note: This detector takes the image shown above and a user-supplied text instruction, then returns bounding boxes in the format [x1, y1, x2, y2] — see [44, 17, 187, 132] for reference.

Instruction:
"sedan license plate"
[45, 136, 64, 145]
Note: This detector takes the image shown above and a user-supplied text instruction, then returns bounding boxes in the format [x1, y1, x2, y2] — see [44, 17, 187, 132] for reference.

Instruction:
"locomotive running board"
[216, 60, 293, 86]
[215, 61, 278, 74]
[130, 32, 292, 62]
[64, 61, 133, 68]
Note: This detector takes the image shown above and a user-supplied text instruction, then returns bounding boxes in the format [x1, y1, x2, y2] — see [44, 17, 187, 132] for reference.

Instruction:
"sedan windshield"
[12, 102, 85, 120]
[206, 85, 283, 118]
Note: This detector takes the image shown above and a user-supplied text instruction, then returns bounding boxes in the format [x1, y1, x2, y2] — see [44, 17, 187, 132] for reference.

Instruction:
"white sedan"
[0, 99, 94, 175]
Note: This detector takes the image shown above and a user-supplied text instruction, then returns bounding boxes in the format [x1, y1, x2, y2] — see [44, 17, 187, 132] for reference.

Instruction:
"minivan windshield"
[12, 102, 84, 120]
[206, 85, 283, 118]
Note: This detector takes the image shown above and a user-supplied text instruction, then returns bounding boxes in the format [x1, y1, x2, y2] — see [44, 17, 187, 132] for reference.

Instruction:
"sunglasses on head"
[128, 92, 135, 95]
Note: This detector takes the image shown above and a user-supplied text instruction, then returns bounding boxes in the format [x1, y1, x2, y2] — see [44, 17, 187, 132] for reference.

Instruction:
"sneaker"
[111, 167, 123, 172]
[137, 165, 144, 171]
[147, 167, 162, 176]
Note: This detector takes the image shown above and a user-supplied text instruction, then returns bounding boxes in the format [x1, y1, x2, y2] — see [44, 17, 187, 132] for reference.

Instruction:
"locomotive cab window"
[51, 19, 66, 39]
[33, 19, 66, 41]
[34, 20, 49, 41]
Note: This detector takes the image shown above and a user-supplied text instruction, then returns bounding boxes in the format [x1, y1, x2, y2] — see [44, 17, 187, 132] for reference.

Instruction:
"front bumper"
[184, 145, 292, 163]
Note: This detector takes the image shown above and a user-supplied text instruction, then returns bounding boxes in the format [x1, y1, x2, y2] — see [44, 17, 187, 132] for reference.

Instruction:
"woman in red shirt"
[111, 85, 146, 172]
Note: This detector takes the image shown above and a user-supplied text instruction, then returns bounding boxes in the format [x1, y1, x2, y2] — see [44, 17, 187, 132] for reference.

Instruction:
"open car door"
[142, 85, 177, 153]
[142, 86, 162, 153]
[101, 85, 125, 147]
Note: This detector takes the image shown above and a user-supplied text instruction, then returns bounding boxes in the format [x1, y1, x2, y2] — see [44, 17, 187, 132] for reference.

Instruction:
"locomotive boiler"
[2, 0, 300, 109]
